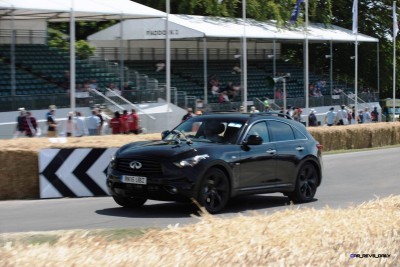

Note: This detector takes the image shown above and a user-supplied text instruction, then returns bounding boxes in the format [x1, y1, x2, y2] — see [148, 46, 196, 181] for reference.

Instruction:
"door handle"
[266, 149, 276, 154]
[296, 146, 304, 151]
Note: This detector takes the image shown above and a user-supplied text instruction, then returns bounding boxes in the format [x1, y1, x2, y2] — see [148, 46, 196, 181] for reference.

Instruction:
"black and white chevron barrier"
[39, 148, 118, 198]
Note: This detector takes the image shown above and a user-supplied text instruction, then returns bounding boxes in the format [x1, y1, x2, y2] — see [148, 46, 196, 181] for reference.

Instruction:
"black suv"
[107, 112, 323, 213]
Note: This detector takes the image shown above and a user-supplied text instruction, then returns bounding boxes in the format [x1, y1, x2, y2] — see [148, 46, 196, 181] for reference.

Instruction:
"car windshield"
[164, 116, 246, 144]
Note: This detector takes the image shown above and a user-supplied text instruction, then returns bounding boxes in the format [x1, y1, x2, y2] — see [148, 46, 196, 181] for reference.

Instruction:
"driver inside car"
[203, 122, 225, 143]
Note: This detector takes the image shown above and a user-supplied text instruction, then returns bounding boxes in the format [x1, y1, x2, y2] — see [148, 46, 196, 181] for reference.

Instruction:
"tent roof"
[88, 14, 378, 43]
[0, 0, 166, 21]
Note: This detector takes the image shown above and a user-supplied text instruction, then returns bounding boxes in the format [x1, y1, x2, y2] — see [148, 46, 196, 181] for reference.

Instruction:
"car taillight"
[316, 144, 323, 150]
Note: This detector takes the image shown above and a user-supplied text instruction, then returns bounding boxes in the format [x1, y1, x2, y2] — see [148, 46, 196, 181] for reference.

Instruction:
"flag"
[394, 2, 399, 37]
[290, 0, 305, 25]
[352, 0, 358, 34]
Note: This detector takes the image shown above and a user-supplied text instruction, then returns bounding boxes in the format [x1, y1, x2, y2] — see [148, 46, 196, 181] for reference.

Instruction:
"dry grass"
[1, 196, 399, 267]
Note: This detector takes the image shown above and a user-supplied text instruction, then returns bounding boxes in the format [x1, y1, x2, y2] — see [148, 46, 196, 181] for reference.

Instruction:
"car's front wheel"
[112, 195, 147, 208]
[196, 168, 230, 214]
[288, 162, 318, 203]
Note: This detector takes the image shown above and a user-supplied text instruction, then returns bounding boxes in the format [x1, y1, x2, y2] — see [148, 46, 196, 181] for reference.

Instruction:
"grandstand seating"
[0, 44, 121, 95]
[124, 59, 327, 103]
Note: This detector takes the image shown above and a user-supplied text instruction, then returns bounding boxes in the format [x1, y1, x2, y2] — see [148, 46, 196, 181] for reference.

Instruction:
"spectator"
[95, 108, 105, 135]
[250, 106, 260, 113]
[371, 106, 379, 122]
[87, 110, 101, 136]
[127, 108, 141, 134]
[47, 106, 58, 137]
[324, 107, 336, 126]
[22, 111, 38, 137]
[155, 62, 165, 72]
[336, 105, 348, 125]
[121, 110, 129, 134]
[15, 107, 26, 138]
[218, 91, 230, 103]
[308, 109, 318, 126]
[74, 111, 87, 137]
[292, 108, 303, 122]
[182, 108, 194, 122]
[88, 79, 98, 90]
[363, 107, 372, 123]
[65, 112, 74, 137]
[232, 63, 241, 74]
[275, 88, 283, 99]
[109, 111, 123, 134]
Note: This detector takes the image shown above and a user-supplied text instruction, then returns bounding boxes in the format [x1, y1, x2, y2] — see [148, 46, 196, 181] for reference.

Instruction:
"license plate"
[122, 175, 147, 184]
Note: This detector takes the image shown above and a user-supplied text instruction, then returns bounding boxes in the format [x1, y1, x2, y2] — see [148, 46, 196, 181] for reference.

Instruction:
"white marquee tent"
[88, 14, 378, 43]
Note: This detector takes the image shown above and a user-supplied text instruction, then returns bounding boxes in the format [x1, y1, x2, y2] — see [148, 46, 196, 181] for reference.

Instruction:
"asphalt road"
[1, 147, 399, 233]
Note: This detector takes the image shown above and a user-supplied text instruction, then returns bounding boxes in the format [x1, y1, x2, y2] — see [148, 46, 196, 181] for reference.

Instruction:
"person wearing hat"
[325, 107, 336, 126]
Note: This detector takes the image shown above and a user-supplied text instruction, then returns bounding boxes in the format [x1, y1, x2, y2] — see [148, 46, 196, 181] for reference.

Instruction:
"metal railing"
[95, 47, 282, 61]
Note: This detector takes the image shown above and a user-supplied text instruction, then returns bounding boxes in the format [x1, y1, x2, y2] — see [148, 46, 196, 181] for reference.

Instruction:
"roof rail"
[250, 111, 293, 120]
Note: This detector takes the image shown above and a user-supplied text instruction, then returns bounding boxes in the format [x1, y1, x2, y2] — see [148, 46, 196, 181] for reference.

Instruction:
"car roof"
[201, 112, 293, 121]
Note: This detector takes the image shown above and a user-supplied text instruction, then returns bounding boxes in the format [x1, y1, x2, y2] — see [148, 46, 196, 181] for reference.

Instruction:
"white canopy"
[88, 14, 378, 43]
[0, 0, 166, 20]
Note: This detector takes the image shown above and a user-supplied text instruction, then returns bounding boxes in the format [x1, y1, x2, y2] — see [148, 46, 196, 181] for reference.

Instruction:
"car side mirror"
[245, 135, 263, 146]
[161, 130, 170, 140]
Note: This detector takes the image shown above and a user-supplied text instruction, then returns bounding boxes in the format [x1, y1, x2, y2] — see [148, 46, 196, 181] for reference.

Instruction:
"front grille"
[116, 157, 163, 176]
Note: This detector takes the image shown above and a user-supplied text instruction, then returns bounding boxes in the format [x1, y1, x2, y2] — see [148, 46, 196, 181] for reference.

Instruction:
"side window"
[247, 121, 270, 143]
[293, 127, 307, 140]
[268, 120, 295, 142]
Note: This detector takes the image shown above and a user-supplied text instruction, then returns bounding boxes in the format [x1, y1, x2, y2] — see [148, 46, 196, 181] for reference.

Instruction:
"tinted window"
[268, 120, 295, 142]
[293, 127, 307, 140]
[247, 121, 270, 143]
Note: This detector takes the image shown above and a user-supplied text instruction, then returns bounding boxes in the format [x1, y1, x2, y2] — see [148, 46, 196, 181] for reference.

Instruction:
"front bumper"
[106, 169, 197, 202]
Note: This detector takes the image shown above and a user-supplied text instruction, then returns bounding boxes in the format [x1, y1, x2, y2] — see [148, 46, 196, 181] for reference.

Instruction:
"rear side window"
[268, 120, 295, 142]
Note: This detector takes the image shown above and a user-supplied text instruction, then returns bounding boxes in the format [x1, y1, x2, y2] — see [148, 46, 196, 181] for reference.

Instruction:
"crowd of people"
[14, 105, 142, 138]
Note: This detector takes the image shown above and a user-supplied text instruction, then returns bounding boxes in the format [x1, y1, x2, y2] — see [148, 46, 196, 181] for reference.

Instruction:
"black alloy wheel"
[288, 162, 318, 203]
[112, 195, 147, 208]
[197, 168, 230, 214]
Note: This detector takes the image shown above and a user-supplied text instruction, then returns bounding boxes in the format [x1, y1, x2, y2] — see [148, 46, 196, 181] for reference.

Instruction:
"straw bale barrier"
[0, 122, 400, 200]
[1, 195, 399, 266]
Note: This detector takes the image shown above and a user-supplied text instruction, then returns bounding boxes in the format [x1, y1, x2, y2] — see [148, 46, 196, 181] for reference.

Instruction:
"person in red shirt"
[109, 111, 123, 134]
[127, 108, 141, 134]
[121, 110, 129, 134]
[22, 111, 38, 137]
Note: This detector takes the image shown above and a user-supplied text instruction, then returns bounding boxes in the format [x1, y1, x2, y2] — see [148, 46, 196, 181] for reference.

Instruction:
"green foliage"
[48, 27, 95, 59]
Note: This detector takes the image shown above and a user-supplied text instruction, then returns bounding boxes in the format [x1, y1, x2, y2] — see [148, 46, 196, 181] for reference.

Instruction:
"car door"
[238, 121, 277, 190]
[267, 120, 308, 185]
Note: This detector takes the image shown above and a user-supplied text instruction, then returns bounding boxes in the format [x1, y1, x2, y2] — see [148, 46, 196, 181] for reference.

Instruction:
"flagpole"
[166, 0, 171, 128]
[393, 1, 397, 122]
[242, 0, 248, 112]
[353, 0, 358, 124]
[305, 0, 309, 126]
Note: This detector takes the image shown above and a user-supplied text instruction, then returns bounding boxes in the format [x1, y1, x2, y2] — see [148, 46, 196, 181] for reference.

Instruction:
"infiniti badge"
[129, 161, 142, 169]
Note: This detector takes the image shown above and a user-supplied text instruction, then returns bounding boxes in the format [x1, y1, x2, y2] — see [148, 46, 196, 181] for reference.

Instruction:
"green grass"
[0, 228, 157, 246]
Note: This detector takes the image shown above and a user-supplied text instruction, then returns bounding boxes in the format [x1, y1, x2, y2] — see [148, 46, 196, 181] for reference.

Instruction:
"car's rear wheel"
[288, 162, 318, 203]
[112, 195, 147, 208]
[197, 168, 230, 214]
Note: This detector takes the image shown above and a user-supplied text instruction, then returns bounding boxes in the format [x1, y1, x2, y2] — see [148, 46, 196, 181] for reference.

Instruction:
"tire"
[112, 195, 147, 208]
[196, 168, 230, 214]
[288, 162, 318, 203]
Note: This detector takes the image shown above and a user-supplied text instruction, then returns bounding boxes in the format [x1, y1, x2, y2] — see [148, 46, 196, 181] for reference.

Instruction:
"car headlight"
[174, 154, 209, 168]
[110, 153, 117, 169]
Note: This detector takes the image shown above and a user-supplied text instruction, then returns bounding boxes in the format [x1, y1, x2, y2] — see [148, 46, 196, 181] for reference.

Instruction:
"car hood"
[116, 140, 212, 158]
